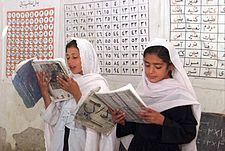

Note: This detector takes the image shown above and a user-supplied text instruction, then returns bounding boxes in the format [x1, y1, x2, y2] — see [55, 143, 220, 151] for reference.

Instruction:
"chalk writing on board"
[197, 112, 225, 151]
[64, 0, 149, 75]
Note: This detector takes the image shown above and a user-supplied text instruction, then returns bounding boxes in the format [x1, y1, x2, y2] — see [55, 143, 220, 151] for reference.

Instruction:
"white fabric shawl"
[122, 38, 201, 151]
[70, 37, 100, 74]
[42, 38, 117, 151]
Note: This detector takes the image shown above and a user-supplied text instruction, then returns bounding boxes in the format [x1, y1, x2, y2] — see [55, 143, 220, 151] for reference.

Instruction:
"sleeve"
[97, 81, 120, 151]
[99, 127, 119, 151]
[116, 122, 137, 138]
[40, 101, 60, 125]
[161, 105, 197, 144]
[84, 80, 118, 151]
[84, 128, 100, 151]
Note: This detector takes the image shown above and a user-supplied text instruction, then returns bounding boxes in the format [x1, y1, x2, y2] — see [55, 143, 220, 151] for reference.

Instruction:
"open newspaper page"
[32, 58, 73, 102]
[94, 84, 147, 123]
[75, 84, 147, 134]
[75, 91, 115, 135]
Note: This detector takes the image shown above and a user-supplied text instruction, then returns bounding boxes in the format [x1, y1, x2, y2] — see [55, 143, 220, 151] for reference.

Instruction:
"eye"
[72, 56, 78, 59]
[72, 53, 79, 59]
[144, 62, 150, 67]
[155, 65, 162, 69]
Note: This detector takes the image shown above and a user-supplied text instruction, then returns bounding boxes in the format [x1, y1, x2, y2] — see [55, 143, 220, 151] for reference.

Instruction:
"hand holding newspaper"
[32, 58, 72, 102]
[92, 83, 147, 123]
[12, 58, 72, 108]
[75, 84, 147, 135]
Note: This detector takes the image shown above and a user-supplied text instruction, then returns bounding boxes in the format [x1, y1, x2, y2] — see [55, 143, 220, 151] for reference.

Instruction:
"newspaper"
[32, 58, 72, 102]
[12, 58, 72, 108]
[75, 89, 116, 135]
[94, 84, 147, 123]
[75, 84, 147, 134]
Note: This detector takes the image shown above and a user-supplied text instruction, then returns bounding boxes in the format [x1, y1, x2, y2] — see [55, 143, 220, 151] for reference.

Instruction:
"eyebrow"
[143, 60, 163, 65]
[66, 52, 79, 56]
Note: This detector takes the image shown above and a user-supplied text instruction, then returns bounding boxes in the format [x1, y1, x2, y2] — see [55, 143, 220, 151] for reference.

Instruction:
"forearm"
[161, 117, 197, 144]
[42, 92, 52, 108]
[161, 105, 198, 144]
[41, 101, 60, 125]
[71, 90, 82, 103]
[116, 121, 137, 138]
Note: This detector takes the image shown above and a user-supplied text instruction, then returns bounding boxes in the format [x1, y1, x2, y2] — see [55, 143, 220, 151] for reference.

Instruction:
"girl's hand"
[137, 107, 165, 125]
[36, 71, 51, 96]
[110, 109, 126, 125]
[57, 75, 82, 102]
[36, 71, 51, 108]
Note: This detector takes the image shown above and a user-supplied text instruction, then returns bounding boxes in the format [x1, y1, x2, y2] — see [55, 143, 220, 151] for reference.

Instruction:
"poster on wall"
[1, 0, 60, 79]
[63, 0, 150, 76]
[170, 0, 225, 79]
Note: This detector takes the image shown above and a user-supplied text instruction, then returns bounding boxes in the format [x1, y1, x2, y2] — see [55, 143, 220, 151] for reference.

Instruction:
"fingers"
[142, 107, 154, 112]
[137, 108, 165, 125]
[57, 76, 78, 92]
[36, 72, 50, 84]
[111, 109, 126, 124]
[63, 74, 70, 81]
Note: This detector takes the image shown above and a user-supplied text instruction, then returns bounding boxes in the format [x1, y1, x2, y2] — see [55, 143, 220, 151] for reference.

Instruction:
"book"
[75, 84, 147, 135]
[12, 58, 72, 108]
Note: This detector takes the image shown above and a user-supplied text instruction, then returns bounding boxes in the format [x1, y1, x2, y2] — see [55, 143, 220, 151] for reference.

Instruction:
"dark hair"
[144, 46, 173, 77]
[65, 40, 78, 52]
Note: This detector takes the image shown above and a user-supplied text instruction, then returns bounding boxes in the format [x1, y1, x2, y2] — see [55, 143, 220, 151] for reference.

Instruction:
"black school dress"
[117, 105, 197, 151]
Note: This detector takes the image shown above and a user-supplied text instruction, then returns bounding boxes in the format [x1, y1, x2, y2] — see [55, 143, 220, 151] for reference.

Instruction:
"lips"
[149, 76, 156, 79]
[69, 66, 76, 70]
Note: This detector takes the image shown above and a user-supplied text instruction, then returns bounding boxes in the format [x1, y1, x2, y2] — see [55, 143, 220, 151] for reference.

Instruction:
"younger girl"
[37, 38, 117, 151]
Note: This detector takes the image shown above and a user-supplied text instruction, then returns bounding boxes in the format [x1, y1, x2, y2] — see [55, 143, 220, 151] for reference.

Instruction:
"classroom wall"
[0, 0, 224, 150]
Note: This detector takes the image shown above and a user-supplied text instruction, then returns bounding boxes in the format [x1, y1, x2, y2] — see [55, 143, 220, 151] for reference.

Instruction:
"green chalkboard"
[197, 112, 225, 151]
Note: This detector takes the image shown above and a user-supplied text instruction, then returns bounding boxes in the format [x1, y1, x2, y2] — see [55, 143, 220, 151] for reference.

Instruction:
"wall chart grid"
[5, 8, 55, 77]
[170, 0, 225, 79]
[64, 0, 150, 75]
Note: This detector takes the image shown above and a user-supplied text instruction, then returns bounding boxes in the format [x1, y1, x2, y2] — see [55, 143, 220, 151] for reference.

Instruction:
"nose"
[67, 59, 72, 66]
[148, 66, 154, 74]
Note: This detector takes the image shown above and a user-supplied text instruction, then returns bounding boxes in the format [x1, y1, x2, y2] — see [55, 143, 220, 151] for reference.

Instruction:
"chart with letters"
[170, 0, 225, 79]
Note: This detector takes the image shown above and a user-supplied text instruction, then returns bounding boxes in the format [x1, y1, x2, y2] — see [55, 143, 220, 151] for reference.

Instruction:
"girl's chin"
[70, 69, 79, 74]
[148, 78, 159, 83]
[71, 69, 82, 75]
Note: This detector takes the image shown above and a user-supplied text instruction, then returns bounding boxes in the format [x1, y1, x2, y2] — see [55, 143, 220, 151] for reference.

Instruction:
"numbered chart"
[170, 0, 225, 79]
[6, 8, 55, 77]
[64, 0, 150, 75]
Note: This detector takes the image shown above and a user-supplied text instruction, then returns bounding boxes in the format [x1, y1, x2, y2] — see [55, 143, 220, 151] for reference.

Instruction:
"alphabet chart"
[5, 8, 55, 77]
[64, 0, 149, 75]
[170, 0, 225, 79]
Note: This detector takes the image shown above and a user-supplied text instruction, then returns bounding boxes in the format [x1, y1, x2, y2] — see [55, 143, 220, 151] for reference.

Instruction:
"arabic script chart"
[64, 0, 149, 75]
[170, 0, 225, 79]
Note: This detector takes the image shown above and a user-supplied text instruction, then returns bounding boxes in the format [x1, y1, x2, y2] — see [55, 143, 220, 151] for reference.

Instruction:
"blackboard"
[197, 112, 225, 151]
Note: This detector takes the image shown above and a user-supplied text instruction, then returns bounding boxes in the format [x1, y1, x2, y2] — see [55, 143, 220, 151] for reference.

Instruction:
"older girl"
[112, 38, 201, 151]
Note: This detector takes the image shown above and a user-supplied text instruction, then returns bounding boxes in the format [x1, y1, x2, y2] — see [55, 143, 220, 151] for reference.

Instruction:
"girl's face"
[144, 53, 173, 83]
[66, 47, 82, 74]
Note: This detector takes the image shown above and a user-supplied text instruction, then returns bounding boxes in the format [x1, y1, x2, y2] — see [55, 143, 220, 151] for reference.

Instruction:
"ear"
[169, 63, 175, 71]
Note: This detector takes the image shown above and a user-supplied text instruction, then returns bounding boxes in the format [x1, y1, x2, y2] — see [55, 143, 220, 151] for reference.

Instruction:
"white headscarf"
[69, 37, 100, 74]
[136, 38, 201, 151]
[44, 38, 116, 151]
[67, 38, 116, 151]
